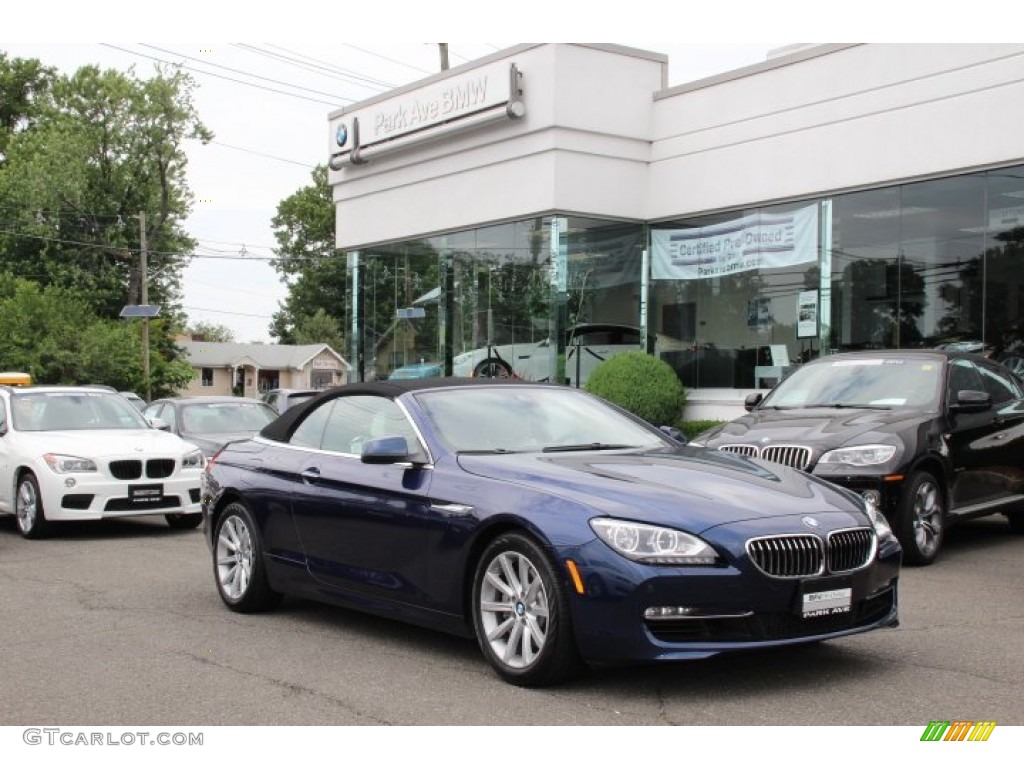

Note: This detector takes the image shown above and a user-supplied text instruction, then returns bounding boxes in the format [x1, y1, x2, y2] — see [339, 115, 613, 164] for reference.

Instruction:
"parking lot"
[0, 513, 1021, 726]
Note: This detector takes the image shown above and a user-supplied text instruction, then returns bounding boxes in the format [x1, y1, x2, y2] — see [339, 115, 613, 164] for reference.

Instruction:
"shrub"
[678, 419, 727, 440]
[585, 351, 686, 426]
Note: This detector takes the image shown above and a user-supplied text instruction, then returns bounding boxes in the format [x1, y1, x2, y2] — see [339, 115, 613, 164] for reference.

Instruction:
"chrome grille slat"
[747, 534, 823, 578]
[827, 528, 875, 573]
[748, 527, 875, 578]
[717, 444, 812, 470]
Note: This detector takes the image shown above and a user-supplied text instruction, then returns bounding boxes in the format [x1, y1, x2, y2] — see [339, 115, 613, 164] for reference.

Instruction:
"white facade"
[327, 44, 1024, 420]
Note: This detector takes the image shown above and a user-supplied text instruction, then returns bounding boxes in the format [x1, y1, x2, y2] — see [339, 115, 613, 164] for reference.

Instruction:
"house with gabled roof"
[179, 340, 350, 398]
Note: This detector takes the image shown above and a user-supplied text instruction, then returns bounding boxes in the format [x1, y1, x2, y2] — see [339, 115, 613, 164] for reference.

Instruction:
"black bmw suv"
[692, 349, 1024, 565]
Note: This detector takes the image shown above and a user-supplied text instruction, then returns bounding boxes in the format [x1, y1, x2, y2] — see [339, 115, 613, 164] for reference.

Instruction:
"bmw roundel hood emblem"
[802, 516, 820, 529]
[335, 123, 349, 147]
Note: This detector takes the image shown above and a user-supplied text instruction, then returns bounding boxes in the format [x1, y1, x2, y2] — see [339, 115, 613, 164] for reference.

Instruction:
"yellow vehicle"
[0, 372, 33, 386]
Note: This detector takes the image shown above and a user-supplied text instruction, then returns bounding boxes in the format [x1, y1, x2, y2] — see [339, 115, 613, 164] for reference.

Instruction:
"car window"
[946, 359, 985, 403]
[319, 395, 418, 454]
[289, 400, 334, 448]
[764, 358, 942, 408]
[12, 391, 148, 430]
[976, 361, 1023, 405]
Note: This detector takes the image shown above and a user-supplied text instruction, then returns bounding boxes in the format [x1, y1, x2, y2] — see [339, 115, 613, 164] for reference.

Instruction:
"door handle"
[300, 467, 321, 482]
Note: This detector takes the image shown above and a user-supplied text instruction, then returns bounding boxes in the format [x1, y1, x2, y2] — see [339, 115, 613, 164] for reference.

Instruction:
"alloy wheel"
[478, 551, 550, 669]
[912, 478, 943, 559]
[217, 514, 254, 600]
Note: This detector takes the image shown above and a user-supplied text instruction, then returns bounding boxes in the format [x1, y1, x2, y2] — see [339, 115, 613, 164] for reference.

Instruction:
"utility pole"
[139, 210, 151, 401]
[439, 44, 449, 71]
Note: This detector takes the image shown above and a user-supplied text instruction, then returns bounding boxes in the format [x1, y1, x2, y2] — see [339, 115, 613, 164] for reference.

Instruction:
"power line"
[182, 307, 274, 319]
[137, 44, 359, 102]
[207, 140, 316, 169]
[340, 43, 434, 76]
[238, 44, 398, 91]
[100, 44, 342, 107]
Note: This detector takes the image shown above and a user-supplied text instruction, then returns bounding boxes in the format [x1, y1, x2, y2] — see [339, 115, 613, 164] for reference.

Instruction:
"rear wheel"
[15, 473, 50, 539]
[213, 501, 281, 612]
[471, 532, 582, 687]
[473, 358, 512, 378]
[895, 471, 945, 565]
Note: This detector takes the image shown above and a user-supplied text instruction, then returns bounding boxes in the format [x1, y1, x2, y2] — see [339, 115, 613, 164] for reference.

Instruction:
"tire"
[1007, 511, 1024, 534]
[471, 532, 582, 687]
[165, 513, 203, 530]
[473, 358, 512, 379]
[15, 473, 51, 539]
[212, 501, 281, 612]
[895, 471, 945, 566]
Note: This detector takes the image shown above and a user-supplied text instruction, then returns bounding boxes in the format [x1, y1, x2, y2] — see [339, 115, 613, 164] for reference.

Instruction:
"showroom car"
[691, 349, 1024, 566]
[0, 386, 206, 537]
[452, 323, 685, 386]
[143, 396, 278, 459]
[201, 378, 900, 687]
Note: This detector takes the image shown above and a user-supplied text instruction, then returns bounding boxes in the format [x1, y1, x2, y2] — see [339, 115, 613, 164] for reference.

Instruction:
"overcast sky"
[4, 3, 980, 343]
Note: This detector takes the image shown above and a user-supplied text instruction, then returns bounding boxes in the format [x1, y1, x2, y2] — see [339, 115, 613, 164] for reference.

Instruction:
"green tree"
[293, 308, 345, 352]
[0, 53, 55, 164]
[0, 56, 210, 395]
[270, 164, 347, 343]
[187, 321, 235, 342]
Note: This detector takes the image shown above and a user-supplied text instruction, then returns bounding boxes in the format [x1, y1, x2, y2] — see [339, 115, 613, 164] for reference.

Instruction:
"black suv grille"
[108, 459, 175, 480]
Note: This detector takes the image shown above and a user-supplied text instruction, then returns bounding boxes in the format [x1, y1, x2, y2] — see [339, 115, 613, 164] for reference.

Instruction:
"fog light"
[644, 606, 695, 620]
[65, 478, 76, 488]
[862, 489, 882, 507]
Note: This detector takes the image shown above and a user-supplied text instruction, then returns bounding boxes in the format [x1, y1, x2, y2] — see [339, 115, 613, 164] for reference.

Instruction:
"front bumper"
[35, 468, 203, 521]
[563, 530, 901, 665]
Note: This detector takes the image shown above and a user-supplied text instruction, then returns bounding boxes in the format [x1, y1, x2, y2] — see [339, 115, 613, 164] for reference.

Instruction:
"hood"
[15, 429, 199, 458]
[700, 407, 927, 450]
[456, 446, 865, 533]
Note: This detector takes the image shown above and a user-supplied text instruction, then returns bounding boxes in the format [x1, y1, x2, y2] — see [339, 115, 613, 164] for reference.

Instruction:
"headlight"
[590, 518, 718, 565]
[43, 454, 97, 473]
[182, 450, 205, 469]
[818, 444, 897, 466]
[862, 494, 894, 539]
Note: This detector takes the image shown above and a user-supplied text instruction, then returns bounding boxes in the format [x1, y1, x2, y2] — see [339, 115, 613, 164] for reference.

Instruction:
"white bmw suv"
[0, 386, 206, 538]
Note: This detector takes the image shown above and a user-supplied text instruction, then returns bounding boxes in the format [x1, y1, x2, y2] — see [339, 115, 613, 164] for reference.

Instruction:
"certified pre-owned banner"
[652, 204, 819, 280]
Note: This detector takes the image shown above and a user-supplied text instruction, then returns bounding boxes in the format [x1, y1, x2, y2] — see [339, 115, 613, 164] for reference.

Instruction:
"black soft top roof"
[259, 377, 549, 442]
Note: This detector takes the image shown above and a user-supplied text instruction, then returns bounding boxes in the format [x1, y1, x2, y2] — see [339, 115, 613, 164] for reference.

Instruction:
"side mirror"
[362, 435, 415, 465]
[744, 393, 764, 412]
[950, 389, 991, 413]
[147, 416, 170, 431]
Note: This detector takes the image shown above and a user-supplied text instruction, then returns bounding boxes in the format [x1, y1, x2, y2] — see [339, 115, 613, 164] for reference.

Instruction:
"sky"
[3, 3, 990, 343]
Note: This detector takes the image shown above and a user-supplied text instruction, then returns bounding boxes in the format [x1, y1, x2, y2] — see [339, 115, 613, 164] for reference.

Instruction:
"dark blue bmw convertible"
[201, 378, 901, 687]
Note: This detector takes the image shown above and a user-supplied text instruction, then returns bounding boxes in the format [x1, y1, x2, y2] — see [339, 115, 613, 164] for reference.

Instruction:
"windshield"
[762, 357, 943, 409]
[181, 402, 278, 434]
[414, 386, 668, 453]
[12, 391, 150, 431]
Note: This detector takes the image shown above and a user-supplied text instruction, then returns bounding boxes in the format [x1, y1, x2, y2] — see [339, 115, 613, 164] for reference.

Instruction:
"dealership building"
[326, 43, 1024, 419]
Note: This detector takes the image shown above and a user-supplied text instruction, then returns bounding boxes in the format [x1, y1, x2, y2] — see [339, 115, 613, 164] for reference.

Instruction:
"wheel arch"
[459, 517, 565, 624]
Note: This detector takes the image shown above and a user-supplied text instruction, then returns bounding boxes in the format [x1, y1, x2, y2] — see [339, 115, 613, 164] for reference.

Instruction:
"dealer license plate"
[802, 587, 852, 618]
[129, 484, 163, 504]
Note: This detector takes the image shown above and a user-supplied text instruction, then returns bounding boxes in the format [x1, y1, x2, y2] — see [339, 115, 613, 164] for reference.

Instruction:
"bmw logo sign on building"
[335, 123, 348, 148]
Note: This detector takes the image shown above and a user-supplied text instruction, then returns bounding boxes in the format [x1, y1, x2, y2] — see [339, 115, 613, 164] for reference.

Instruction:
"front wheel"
[213, 501, 281, 612]
[895, 471, 945, 565]
[471, 533, 582, 687]
[15, 473, 51, 539]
